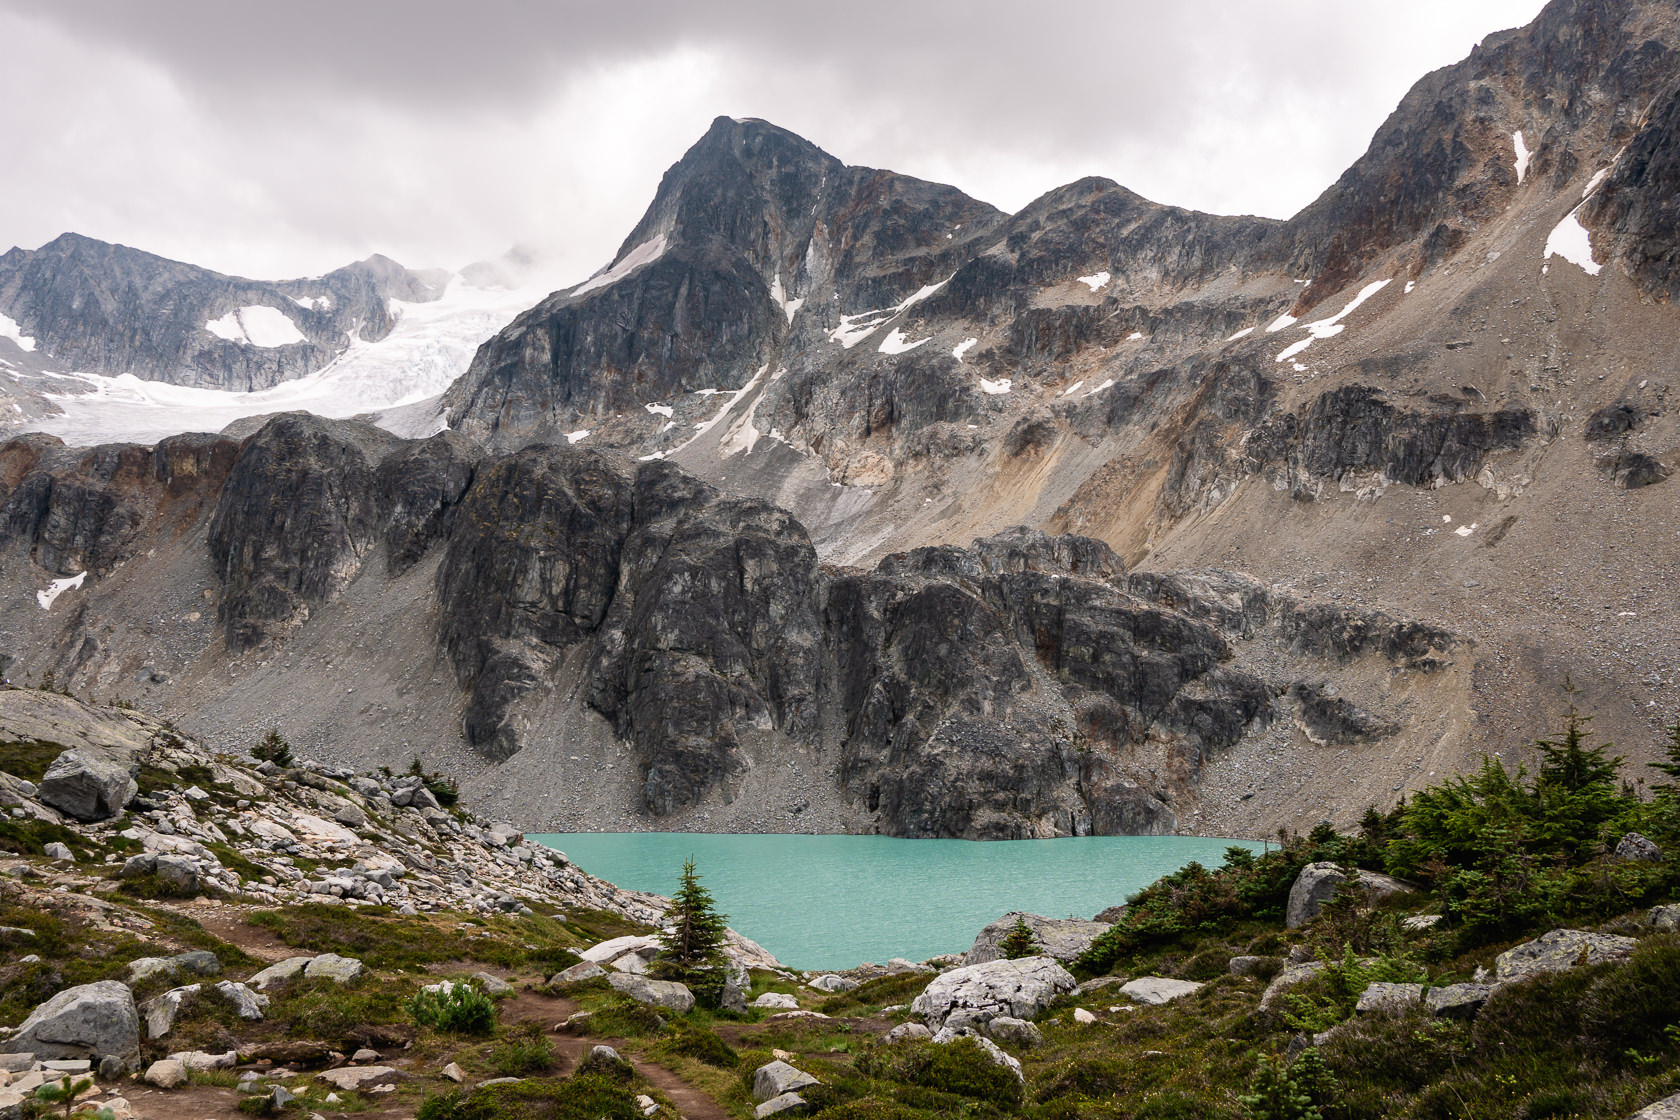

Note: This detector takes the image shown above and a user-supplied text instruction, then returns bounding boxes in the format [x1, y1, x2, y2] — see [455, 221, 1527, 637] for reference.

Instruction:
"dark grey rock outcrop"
[207, 415, 384, 651]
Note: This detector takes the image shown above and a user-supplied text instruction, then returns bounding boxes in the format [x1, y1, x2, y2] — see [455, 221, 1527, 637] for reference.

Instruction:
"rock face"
[443, 116, 1003, 445]
[207, 414, 385, 652]
[1286, 862, 1416, 928]
[35, 749, 135, 821]
[964, 912, 1112, 965]
[0, 234, 443, 391]
[910, 956, 1077, 1030]
[1, 981, 140, 1065]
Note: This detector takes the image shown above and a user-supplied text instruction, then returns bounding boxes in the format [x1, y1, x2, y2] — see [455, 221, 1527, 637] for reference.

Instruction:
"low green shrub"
[859, 1037, 1023, 1107]
[654, 1023, 737, 1068]
[410, 983, 496, 1036]
[491, 1023, 555, 1076]
[580, 1000, 666, 1039]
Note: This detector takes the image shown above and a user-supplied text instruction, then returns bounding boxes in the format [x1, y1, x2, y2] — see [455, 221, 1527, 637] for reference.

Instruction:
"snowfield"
[204, 305, 307, 347]
[28, 276, 555, 446]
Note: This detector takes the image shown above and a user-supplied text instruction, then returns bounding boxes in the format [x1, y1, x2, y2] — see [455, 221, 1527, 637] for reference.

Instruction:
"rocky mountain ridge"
[1, 0, 1678, 839]
[0, 233, 446, 392]
[0, 413, 1474, 839]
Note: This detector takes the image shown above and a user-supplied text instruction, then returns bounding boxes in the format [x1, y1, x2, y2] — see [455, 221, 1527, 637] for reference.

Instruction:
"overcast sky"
[0, 0, 1545, 286]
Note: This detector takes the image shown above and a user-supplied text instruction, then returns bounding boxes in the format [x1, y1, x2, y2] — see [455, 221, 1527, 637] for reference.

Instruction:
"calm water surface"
[530, 832, 1263, 970]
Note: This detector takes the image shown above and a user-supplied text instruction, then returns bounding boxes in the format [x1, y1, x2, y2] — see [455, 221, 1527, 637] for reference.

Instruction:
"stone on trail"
[752, 992, 799, 1009]
[885, 1022, 932, 1043]
[42, 842, 73, 862]
[169, 1049, 238, 1071]
[1120, 977, 1203, 1005]
[752, 1059, 821, 1102]
[1073, 1008, 1097, 1024]
[963, 911, 1112, 965]
[1, 980, 140, 1065]
[442, 1062, 465, 1082]
[143, 1059, 186, 1089]
[351, 1048, 380, 1062]
[471, 971, 515, 996]
[1495, 929, 1637, 984]
[911, 956, 1077, 1030]
[550, 961, 606, 985]
[36, 750, 136, 822]
[606, 974, 694, 1013]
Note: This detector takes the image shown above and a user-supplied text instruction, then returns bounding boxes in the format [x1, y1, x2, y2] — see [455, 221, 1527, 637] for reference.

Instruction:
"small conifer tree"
[252, 728, 294, 767]
[999, 916, 1040, 959]
[1239, 1056, 1321, 1120]
[658, 856, 728, 976]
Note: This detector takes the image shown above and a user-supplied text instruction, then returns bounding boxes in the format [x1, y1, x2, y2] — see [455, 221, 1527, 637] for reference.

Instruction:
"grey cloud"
[0, 0, 1547, 281]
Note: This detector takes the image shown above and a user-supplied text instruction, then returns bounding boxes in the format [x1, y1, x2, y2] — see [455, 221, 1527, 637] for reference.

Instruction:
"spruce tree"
[658, 856, 728, 975]
[999, 916, 1040, 959]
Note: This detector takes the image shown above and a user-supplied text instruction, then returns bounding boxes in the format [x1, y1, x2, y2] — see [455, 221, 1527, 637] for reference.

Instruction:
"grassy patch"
[249, 904, 586, 973]
[815, 972, 928, 1017]
[417, 1073, 646, 1120]
[0, 740, 68, 783]
[0, 818, 98, 859]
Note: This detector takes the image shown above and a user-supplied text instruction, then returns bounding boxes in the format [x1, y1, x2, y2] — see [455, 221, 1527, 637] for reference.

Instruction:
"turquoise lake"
[529, 833, 1265, 970]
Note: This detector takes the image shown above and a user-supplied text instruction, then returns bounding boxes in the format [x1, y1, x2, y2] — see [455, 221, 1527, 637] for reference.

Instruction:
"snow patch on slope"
[1077, 271, 1110, 292]
[879, 328, 930, 355]
[572, 235, 666, 297]
[37, 571, 85, 610]
[770, 273, 804, 323]
[0, 313, 37, 352]
[1512, 131, 1530, 183]
[952, 338, 978, 363]
[978, 378, 1012, 395]
[1275, 279, 1390, 363]
[205, 306, 306, 348]
[1545, 209, 1600, 275]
